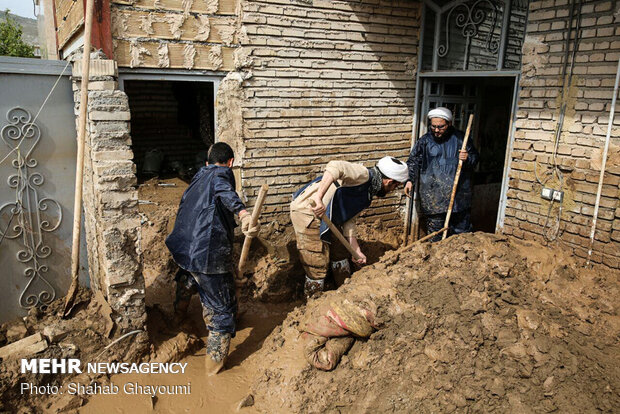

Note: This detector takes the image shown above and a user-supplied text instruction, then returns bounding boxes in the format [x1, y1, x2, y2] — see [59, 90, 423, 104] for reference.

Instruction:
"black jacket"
[407, 127, 479, 215]
[166, 165, 245, 274]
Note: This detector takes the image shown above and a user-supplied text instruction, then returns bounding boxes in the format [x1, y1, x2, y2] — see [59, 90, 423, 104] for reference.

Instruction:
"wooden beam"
[0, 333, 48, 360]
[91, 0, 114, 58]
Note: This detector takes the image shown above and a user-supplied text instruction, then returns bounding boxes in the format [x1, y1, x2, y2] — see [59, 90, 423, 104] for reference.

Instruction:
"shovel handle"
[238, 184, 269, 273]
[442, 114, 474, 240]
[308, 199, 363, 262]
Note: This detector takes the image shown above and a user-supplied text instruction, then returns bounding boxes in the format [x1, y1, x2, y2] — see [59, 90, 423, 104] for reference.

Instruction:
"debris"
[249, 233, 619, 413]
[157, 183, 177, 187]
[236, 394, 254, 411]
[139, 200, 159, 205]
[42, 322, 72, 343]
[150, 331, 202, 364]
[0, 333, 48, 360]
[91, 290, 115, 338]
[5, 320, 28, 343]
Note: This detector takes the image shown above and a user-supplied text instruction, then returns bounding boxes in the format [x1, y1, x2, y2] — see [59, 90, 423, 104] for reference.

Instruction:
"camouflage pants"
[291, 212, 352, 281]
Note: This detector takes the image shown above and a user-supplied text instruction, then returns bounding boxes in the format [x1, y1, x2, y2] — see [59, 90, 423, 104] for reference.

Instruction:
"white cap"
[377, 157, 408, 183]
[427, 107, 453, 122]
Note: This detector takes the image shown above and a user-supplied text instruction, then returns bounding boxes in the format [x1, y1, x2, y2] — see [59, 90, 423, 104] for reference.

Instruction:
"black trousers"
[425, 210, 473, 242]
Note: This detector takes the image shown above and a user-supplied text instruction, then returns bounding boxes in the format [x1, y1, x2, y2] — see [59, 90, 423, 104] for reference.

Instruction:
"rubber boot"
[330, 259, 351, 287]
[205, 331, 231, 376]
[304, 276, 325, 299]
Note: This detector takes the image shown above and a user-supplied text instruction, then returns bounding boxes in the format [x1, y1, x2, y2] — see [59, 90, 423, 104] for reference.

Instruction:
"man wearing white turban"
[291, 157, 408, 297]
[404, 107, 479, 241]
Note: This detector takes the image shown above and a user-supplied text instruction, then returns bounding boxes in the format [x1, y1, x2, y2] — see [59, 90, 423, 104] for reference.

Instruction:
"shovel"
[308, 199, 363, 263]
[238, 184, 269, 275]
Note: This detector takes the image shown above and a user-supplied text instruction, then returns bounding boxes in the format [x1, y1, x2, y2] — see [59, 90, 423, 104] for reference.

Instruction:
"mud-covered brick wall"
[505, 0, 620, 268]
[72, 53, 147, 333]
[240, 0, 421, 225]
[109, 0, 240, 70]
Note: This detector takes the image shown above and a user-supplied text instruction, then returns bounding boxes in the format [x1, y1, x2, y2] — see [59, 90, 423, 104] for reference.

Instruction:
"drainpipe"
[586, 58, 620, 266]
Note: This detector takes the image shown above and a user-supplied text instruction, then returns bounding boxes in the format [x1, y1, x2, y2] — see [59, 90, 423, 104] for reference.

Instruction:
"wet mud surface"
[249, 232, 619, 413]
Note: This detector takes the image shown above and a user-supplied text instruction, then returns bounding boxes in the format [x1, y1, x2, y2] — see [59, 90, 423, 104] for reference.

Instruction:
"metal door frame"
[409, 0, 527, 236]
[412, 73, 520, 233]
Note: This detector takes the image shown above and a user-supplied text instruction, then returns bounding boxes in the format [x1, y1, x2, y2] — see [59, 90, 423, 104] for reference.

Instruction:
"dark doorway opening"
[420, 76, 515, 233]
[124, 80, 215, 181]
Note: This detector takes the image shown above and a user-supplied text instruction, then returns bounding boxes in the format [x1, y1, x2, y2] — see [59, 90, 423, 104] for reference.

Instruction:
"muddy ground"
[0, 178, 402, 412]
[138, 177, 402, 308]
[0, 288, 150, 413]
[2, 179, 617, 412]
[249, 232, 619, 413]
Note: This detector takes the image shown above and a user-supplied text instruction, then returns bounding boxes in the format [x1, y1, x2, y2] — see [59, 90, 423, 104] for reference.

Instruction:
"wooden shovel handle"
[442, 114, 474, 240]
[308, 199, 363, 262]
[238, 184, 269, 273]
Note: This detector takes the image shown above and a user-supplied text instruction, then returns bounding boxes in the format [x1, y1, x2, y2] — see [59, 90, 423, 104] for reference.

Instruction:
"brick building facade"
[49, 0, 619, 282]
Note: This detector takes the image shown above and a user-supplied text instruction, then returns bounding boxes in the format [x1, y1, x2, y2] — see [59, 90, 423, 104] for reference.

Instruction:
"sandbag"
[302, 333, 354, 371]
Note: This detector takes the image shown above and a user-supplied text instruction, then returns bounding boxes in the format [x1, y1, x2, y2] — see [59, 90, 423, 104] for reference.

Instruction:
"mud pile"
[139, 177, 402, 305]
[138, 177, 188, 310]
[250, 233, 619, 413]
[0, 289, 149, 412]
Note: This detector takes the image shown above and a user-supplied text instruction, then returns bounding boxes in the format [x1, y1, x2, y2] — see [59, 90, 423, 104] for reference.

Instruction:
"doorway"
[418, 76, 517, 233]
[123, 80, 215, 181]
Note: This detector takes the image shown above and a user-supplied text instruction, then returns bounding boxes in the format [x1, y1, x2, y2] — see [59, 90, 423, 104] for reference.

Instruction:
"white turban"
[377, 156, 408, 183]
[427, 107, 453, 122]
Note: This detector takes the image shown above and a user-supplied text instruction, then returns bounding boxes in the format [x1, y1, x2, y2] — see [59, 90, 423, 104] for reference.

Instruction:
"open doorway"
[120, 78, 217, 318]
[124, 80, 215, 182]
[419, 76, 516, 233]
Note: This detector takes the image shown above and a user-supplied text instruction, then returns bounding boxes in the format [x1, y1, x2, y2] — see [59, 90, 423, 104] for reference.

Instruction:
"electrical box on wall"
[541, 188, 563, 202]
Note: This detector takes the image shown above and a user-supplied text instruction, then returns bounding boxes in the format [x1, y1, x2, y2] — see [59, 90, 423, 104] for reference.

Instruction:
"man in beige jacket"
[290, 157, 408, 297]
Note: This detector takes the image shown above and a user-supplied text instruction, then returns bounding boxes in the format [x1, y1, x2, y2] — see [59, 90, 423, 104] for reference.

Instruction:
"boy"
[165, 142, 259, 375]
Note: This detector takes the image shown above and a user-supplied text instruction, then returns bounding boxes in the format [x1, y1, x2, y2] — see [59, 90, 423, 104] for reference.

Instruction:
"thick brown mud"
[249, 232, 619, 413]
[80, 301, 295, 414]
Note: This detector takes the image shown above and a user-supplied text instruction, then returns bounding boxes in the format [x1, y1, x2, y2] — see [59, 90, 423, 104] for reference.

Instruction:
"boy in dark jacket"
[165, 142, 259, 375]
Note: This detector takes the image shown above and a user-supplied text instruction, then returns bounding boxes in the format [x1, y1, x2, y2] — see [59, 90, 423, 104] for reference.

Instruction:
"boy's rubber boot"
[205, 331, 231, 376]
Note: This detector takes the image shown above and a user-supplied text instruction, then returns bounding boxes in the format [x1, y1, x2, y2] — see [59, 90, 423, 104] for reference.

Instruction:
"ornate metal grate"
[422, 0, 528, 72]
[1, 107, 61, 309]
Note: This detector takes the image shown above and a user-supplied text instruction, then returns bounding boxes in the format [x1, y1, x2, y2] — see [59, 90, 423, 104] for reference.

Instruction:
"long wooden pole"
[442, 114, 474, 241]
[308, 200, 363, 262]
[403, 226, 448, 249]
[63, 0, 95, 317]
[587, 58, 620, 265]
[238, 184, 269, 273]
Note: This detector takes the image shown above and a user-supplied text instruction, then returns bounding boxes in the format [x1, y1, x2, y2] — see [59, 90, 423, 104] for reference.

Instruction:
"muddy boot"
[205, 331, 231, 376]
[331, 259, 351, 287]
[304, 276, 325, 299]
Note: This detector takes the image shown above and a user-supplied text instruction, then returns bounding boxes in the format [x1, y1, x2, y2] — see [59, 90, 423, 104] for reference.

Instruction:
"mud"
[0, 288, 149, 413]
[249, 232, 619, 413]
[138, 178, 401, 304]
[80, 301, 295, 414]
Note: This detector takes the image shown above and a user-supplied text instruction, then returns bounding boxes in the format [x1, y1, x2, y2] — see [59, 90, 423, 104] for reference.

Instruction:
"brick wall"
[240, 0, 421, 225]
[110, 0, 240, 70]
[73, 54, 147, 333]
[505, 0, 620, 267]
[55, 0, 84, 50]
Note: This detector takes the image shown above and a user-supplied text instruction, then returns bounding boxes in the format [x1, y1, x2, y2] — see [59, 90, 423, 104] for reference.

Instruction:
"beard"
[376, 188, 387, 198]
